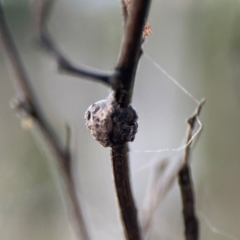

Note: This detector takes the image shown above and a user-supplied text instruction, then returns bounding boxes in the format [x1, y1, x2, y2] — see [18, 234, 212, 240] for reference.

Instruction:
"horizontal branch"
[36, 0, 112, 86]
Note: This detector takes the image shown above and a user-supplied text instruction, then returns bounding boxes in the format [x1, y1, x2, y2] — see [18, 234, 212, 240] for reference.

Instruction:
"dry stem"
[178, 99, 205, 240]
[111, 145, 142, 240]
[36, 0, 111, 86]
[110, 1, 151, 239]
[140, 100, 205, 238]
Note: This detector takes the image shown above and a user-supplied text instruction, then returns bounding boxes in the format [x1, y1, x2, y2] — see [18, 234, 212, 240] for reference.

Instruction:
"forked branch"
[37, 0, 152, 239]
[36, 0, 152, 239]
[2, 0, 152, 239]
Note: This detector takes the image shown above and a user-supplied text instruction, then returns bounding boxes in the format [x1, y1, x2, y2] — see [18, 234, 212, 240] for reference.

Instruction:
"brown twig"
[0, 2, 90, 240]
[36, 0, 111, 86]
[178, 99, 205, 240]
[115, 0, 151, 107]
[109, 1, 151, 240]
[140, 99, 205, 238]
[111, 145, 142, 240]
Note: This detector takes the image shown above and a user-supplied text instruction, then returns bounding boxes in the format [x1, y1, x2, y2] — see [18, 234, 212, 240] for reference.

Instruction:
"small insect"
[85, 93, 138, 147]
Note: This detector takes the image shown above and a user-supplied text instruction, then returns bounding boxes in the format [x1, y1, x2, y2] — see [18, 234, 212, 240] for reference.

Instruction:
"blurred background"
[1, 0, 240, 239]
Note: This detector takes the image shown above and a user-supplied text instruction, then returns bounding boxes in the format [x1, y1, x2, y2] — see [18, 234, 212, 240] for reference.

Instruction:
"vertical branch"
[178, 99, 205, 240]
[110, 1, 151, 240]
[115, 0, 151, 106]
[0, 1, 33, 103]
[111, 145, 142, 240]
[178, 165, 198, 240]
[0, 2, 90, 240]
[140, 100, 205, 238]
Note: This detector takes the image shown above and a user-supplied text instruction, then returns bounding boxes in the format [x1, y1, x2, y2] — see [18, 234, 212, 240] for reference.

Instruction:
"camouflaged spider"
[85, 93, 138, 147]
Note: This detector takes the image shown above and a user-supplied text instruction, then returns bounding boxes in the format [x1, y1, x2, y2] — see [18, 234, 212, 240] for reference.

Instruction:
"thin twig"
[182, 100, 205, 165]
[0, 2, 90, 240]
[140, 99, 205, 238]
[111, 145, 142, 240]
[109, 1, 151, 240]
[115, 0, 151, 106]
[179, 165, 198, 240]
[178, 99, 205, 240]
[35, 0, 111, 86]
